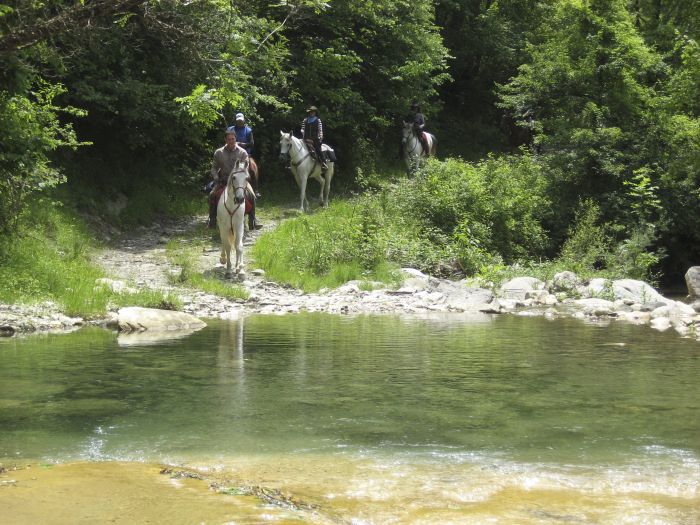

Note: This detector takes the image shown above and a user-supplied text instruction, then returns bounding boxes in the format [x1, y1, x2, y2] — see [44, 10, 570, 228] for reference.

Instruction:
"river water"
[1, 313, 699, 523]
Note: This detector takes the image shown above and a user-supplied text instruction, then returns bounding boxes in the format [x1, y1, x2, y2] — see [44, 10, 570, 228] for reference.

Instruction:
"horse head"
[228, 162, 249, 204]
[279, 131, 293, 163]
[401, 121, 414, 143]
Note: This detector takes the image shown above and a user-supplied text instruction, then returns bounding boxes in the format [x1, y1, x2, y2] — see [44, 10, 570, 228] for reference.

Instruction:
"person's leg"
[245, 186, 263, 230]
[208, 191, 218, 228]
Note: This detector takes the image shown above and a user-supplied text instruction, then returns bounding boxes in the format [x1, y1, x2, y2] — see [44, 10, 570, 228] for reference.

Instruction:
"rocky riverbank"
[1, 215, 699, 341]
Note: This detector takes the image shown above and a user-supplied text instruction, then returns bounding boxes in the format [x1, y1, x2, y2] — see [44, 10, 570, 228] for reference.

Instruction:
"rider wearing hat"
[232, 112, 260, 198]
[300, 105, 327, 169]
[232, 113, 254, 156]
[401, 101, 429, 156]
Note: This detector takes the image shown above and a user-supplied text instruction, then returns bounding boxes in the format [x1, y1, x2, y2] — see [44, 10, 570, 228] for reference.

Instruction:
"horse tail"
[430, 134, 437, 156]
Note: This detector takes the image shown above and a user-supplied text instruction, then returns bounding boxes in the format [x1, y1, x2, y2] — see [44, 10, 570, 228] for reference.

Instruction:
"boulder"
[117, 307, 206, 333]
[650, 317, 671, 331]
[612, 279, 672, 307]
[579, 278, 609, 298]
[574, 298, 616, 316]
[551, 271, 580, 292]
[499, 277, 545, 300]
[686, 266, 700, 298]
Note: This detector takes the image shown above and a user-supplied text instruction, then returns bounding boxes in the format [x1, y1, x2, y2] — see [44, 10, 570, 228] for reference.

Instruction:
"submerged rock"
[117, 307, 206, 333]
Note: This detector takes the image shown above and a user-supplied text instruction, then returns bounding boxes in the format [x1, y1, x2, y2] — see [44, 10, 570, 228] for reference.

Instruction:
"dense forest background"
[1, 0, 699, 284]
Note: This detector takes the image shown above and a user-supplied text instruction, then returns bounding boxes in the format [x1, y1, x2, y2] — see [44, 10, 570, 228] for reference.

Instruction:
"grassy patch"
[166, 238, 249, 301]
[0, 201, 178, 317]
[251, 200, 401, 292]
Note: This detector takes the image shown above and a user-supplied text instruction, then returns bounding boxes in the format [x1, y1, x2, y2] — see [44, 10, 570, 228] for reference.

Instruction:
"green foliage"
[0, 202, 177, 317]
[0, 82, 87, 234]
[252, 200, 401, 292]
[387, 155, 550, 273]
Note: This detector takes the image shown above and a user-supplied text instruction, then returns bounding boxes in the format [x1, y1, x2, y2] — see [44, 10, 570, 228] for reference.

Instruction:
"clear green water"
[1, 313, 699, 522]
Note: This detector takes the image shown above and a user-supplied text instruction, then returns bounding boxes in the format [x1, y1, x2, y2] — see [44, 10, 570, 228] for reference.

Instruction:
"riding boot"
[248, 199, 263, 230]
[207, 194, 217, 228]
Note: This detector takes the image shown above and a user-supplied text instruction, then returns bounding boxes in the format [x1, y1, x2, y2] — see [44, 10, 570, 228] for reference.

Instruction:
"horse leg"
[299, 174, 308, 212]
[322, 165, 333, 207]
[234, 218, 245, 276]
[318, 175, 325, 205]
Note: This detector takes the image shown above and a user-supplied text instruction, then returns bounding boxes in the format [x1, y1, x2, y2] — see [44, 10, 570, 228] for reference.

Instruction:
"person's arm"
[211, 150, 221, 181]
[247, 130, 254, 153]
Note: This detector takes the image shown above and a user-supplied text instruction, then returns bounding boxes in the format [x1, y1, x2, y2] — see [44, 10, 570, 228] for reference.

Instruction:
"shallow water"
[1, 313, 699, 523]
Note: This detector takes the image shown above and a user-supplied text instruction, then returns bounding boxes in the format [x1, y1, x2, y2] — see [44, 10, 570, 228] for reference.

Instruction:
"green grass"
[251, 199, 401, 292]
[166, 238, 249, 301]
[0, 201, 178, 317]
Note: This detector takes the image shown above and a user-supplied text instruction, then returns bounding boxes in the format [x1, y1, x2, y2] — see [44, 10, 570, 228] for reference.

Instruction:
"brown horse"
[248, 157, 260, 196]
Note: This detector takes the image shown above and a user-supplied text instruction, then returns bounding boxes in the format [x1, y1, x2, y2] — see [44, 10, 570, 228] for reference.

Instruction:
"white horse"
[279, 131, 334, 212]
[217, 161, 249, 277]
[402, 122, 436, 173]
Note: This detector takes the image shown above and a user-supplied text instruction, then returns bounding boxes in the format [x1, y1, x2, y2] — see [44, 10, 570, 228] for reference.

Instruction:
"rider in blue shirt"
[232, 112, 261, 198]
[232, 113, 254, 155]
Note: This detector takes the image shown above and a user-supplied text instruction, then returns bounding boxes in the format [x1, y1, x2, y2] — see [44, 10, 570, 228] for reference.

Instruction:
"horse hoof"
[219, 256, 226, 265]
[225, 271, 232, 278]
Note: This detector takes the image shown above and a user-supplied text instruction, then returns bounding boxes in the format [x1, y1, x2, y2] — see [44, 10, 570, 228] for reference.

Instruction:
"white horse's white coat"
[279, 131, 334, 212]
[217, 163, 248, 277]
[402, 122, 436, 173]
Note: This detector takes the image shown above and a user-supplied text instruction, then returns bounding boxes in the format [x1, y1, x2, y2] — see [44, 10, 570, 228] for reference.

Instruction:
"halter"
[223, 169, 247, 236]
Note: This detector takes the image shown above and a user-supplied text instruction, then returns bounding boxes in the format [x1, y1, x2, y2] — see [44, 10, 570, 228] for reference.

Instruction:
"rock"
[400, 268, 430, 280]
[619, 311, 651, 324]
[574, 298, 616, 317]
[543, 294, 559, 306]
[117, 307, 207, 333]
[403, 277, 431, 292]
[580, 278, 609, 298]
[685, 266, 700, 298]
[650, 317, 671, 331]
[479, 299, 503, 314]
[552, 271, 580, 292]
[251, 268, 266, 276]
[612, 279, 672, 307]
[336, 282, 361, 294]
[500, 277, 545, 300]
[0, 325, 15, 337]
[387, 287, 416, 295]
[525, 289, 549, 302]
[693, 300, 700, 313]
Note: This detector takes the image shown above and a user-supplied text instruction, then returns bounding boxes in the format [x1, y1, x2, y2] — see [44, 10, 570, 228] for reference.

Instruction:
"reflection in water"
[1, 314, 699, 523]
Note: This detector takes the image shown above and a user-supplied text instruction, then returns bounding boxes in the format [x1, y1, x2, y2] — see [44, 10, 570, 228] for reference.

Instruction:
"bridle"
[281, 135, 316, 168]
[222, 168, 247, 235]
[403, 126, 422, 158]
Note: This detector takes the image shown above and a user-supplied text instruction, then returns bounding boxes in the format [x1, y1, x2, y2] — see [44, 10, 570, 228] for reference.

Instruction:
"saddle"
[210, 183, 254, 214]
[303, 139, 337, 164]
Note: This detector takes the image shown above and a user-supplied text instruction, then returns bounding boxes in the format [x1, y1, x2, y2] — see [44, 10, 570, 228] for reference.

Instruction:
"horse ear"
[280, 130, 284, 136]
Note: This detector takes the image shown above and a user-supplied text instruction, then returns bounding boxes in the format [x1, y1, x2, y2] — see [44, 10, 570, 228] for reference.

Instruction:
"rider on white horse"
[209, 127, 262, 230]
[403, 101, 429, 155]
[300, 105, 328, 170]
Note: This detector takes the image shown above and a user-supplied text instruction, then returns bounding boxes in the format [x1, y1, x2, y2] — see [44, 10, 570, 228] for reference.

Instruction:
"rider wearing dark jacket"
[404, 101, 429, 155]
[301, 106, 327, 169]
